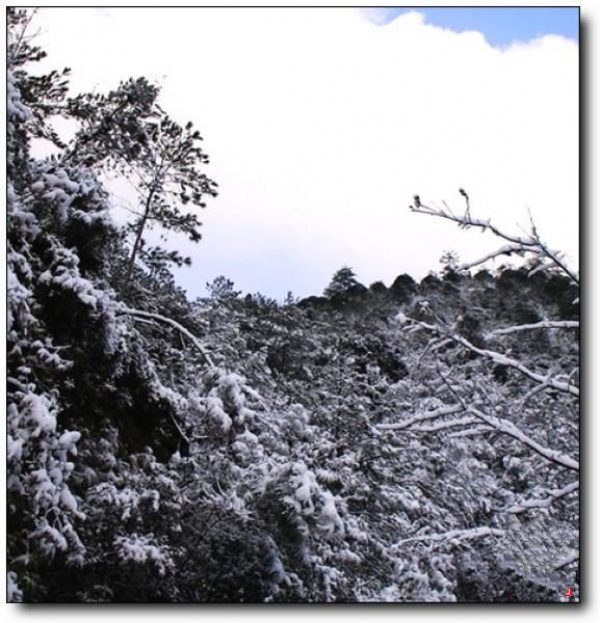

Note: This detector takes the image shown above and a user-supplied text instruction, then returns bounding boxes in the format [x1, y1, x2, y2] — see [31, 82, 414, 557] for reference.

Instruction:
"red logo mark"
[565, 587, 574, 598]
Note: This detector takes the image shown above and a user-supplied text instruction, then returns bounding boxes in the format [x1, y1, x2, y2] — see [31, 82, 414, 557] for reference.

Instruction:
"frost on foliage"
[30, 166, 80, 222]
[7, 386, 86, 578]
[7, 69, 31, 122]
[38, 246, 103, 309]
[231, 430, 264, 466]
[29, 159, 113, 229]
[279, 402, 312, 441]
[8, 183, 41, 247]
[205, 396, 233, 433]
[283, 462, 344, 539]
[495, 515, 577, 593]
[190, 367, 262, 436]
[114, 534, 174, 576]
[7, 571, 24, 603]
[388, 549, 457, 603]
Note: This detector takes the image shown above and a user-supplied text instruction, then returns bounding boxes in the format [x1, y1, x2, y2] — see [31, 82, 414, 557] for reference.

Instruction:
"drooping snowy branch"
[554, 551, 579, 571]
[411, 416, 483, 434]
[467, 406, 579, 472]
[123, 308, 215, 369]
[486, 320, 579, 337]
[405, 318, 579, 398]
[379, 399, 577, 471]
[377, 403, 464, 432]
[458, 244, 527, 272]
[393, 526, 505, 548]
[507, 481, 579, 513]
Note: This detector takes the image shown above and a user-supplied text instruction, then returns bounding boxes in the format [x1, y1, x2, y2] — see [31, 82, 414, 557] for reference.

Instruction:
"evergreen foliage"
[6, 11, 579, 603]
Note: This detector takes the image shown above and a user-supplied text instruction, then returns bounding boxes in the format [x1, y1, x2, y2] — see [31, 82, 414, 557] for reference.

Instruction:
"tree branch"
[123, 308, 215, 369]
[393, 526, 505, 548]
[554, 551, 579, 571]
[467, 405, 579, 471]
[409, 201, 579, 285]
[486, 320, 579, 338]
[406, 318, 579, 398]
[377, 403, 464, 431]
[507, 480, 579, 513]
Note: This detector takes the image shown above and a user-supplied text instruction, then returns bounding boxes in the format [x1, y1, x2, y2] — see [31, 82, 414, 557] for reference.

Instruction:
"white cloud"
[32, 7, 578, 299]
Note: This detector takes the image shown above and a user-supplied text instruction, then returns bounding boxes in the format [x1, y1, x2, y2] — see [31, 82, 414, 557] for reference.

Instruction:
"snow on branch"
[393, 526, 505, 548]
[554, 551, 579, 571]
[458, 244, 527, 272]
[448, 426, 496, 439]
[407, 318, 579, 398]
[409, 200, 579, 285]
[409, 416, 482, 434]
[123, 308, 215, 369]
[486, 320, 579, 337]
[377, 404, 464, 432]
[507, 480, 579, 514]
[380, 399, 578, 471]
[468, 406, 579, 472]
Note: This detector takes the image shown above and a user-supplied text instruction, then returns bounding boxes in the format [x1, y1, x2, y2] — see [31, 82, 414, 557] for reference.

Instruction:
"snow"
[58, 430, 81, 454]
[7, 571, 23, 603]
[114, 534, 173, 576]
[394, 311, 408, 325]
[488, 320, 579, 337]
[59, 486, 81, 515]
[377, 403, 464, 431]
[206, 396, 232, 432]
[508, 480, 579, 513]
[394, 526, 505, 547]
[26, 394, 58, 437]
[7, 70, 31, 121]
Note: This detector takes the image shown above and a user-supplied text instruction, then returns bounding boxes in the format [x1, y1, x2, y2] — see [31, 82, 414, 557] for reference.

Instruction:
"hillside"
[6, 9, 579, 603]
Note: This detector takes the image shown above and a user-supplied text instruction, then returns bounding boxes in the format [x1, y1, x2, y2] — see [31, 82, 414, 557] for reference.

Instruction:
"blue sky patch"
[365, 7, 579, 48]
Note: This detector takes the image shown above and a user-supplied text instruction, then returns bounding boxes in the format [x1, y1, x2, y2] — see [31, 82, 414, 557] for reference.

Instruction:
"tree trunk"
[125, 185, 156, 282]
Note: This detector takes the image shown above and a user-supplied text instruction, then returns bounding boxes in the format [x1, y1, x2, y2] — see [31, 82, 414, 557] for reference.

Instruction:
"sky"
[28, 6, 579, 302]
[362, 7, 579, 46]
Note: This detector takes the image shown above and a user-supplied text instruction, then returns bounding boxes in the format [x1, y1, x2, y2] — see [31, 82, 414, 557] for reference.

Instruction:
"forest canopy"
[6, 8, 579, 603]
